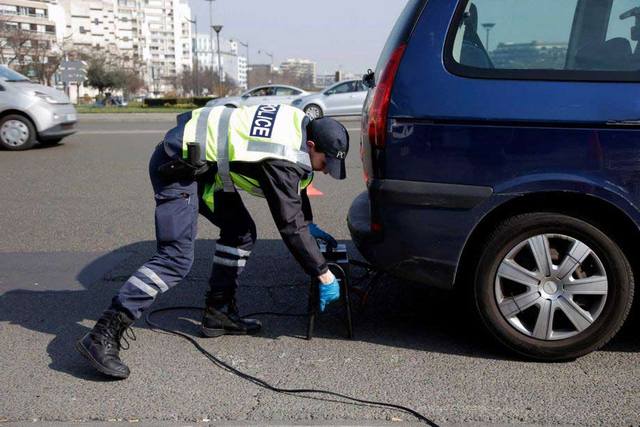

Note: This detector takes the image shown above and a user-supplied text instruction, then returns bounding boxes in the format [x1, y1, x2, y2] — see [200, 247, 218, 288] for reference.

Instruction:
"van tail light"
[367, 43, 407, 149]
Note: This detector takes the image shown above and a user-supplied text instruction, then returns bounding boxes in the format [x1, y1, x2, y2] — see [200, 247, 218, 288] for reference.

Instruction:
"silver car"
[0, 66, 77, 150]
[206, 84, 311, 108]
[292, 80, 367, 119]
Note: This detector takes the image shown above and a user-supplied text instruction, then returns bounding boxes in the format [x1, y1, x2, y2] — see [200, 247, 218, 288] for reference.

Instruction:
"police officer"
[76, 104, 350, 379]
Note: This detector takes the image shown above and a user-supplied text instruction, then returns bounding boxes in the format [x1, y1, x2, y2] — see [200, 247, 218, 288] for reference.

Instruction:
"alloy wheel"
[494, 233, 608, 341]
[304, 105, 323, 119]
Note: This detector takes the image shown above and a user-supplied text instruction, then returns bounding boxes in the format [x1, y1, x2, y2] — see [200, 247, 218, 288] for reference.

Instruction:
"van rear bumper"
[347, 181, 493, 289]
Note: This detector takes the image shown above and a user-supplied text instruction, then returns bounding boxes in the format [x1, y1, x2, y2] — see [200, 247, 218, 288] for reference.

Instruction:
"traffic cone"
[307, 184, 324, 197]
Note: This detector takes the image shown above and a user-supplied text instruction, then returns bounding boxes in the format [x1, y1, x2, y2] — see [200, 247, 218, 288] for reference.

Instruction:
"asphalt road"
[0, 114, 638, 425]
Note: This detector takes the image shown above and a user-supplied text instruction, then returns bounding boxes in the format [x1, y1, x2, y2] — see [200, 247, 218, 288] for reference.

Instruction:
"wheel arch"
[454, 191, 640, 290]
[0, 109, 38, 131]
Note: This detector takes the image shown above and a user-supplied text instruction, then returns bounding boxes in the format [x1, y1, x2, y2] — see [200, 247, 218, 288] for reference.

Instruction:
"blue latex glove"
[319, 277, 341, 312]
[309, 223, 337, 248]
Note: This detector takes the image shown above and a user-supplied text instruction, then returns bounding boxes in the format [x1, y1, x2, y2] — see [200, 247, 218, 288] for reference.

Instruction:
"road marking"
[77, 127, 361, 135]
[76, 130, 166, 135]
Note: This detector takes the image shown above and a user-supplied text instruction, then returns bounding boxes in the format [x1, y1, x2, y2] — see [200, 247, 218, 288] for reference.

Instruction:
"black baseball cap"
[306, 117, 350, 180]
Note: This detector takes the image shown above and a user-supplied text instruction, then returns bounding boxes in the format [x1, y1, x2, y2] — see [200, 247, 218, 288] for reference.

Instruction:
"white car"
[292, 80, 367, 119]
[206, 85, 311, 108]
[0, 66, 77, 150]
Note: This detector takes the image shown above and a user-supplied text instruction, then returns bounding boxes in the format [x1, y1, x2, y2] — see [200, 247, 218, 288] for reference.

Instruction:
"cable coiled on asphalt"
[144, 261, 439, 426]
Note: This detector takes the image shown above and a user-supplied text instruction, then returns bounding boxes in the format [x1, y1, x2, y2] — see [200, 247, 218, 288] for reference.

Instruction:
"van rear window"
[445, 0, 640, 82]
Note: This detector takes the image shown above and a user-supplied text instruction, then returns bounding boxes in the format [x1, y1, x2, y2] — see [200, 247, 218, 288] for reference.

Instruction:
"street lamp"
[212, 25, 223, 96]
[258, 49, 274, 83]
[258, 49, 274, 67]
[184, 17, 198, 95]
[204, 0, 216, 91]
[482, 22, 496, 52]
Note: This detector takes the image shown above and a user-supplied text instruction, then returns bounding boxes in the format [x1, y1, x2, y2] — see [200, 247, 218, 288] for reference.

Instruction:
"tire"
[474, 212, 634, 361]
[304, 104, 323, 119]
[39, 137, 63, 146]
[0, 114, 36, 150]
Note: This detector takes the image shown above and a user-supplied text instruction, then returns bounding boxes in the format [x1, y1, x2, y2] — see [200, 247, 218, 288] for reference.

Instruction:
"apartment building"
[56, 0, 192, 93]
[194, 33, 247, 90]
[0, 0, 58, 65]
[140, 0, 192, 93]
[280, 58, 316, 88]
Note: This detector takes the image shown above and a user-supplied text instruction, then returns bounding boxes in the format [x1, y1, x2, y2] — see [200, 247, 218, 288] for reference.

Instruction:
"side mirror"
[324, 91, 332, 96]
[241, 94, 250, 99]
[363, 69, 376, 89]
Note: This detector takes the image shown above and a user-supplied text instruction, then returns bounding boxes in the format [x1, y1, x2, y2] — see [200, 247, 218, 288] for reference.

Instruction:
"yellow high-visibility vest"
[181, 104, 313, 212]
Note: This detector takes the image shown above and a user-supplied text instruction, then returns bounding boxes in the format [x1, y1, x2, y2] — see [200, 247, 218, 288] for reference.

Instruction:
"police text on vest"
[250, 105, 281, 139]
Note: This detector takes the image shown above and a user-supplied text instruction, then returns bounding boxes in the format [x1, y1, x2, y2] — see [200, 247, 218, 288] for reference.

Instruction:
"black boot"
[76, 309, 136, 379]
[201, 291, 261, 337]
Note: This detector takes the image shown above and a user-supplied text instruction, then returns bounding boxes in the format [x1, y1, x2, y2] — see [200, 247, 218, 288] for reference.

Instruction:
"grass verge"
[77, 106, 194, 114]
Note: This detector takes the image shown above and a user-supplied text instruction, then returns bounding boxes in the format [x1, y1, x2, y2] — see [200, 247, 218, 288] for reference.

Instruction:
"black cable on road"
[144, 305, 439, 426]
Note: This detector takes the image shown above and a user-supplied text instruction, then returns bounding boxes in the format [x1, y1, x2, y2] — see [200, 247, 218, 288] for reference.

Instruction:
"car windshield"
[0, 66, 30, 82]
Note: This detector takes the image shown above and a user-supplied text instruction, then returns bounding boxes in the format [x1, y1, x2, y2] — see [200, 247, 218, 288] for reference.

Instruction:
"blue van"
[348, 0, 640, 360]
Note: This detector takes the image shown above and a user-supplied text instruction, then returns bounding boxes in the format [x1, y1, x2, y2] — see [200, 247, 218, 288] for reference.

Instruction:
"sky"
[186, 0, 409, 75]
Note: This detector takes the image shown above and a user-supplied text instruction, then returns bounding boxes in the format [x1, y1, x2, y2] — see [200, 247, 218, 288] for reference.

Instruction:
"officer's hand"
[319, 277, 341, 312]
[309, 223, 338, 248]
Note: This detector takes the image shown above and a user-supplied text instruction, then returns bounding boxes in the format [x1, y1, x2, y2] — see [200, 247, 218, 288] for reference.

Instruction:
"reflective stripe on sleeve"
[195, 107, 213, 162]
[217, 107, 236, 192]
[247, 140, 311, 168]
[213, 256, 247, 267]
[127, 276, 158, 297]
[138, 266, 169, 292]
[216, 244, 251, 258]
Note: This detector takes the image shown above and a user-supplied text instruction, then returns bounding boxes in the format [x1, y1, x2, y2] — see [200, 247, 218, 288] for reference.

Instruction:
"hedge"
[144, 97, 216, 108]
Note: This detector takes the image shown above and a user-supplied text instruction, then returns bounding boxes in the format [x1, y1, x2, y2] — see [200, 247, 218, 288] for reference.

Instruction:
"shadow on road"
[0, 239, 638, 381]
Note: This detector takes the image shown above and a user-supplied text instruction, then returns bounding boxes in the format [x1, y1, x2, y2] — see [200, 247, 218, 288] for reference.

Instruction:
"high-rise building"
[280, 58, 316, 88]
[194, 33, 246, 90]
[0, 0, 58, 70]
[55, 0, 193, 94]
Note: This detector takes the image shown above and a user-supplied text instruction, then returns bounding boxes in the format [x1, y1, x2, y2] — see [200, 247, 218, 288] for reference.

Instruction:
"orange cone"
[307, 184, 324, 197]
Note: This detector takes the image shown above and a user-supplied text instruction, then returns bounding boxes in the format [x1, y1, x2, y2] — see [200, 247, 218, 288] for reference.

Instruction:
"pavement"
[0, 114, 638, 426]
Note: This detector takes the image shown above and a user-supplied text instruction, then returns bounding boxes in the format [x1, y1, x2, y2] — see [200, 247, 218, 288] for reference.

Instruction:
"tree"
[124, 72, 145, 97]
[86, 56, 116, 94]
[2, 23, 31, 70]
[27, 38, 61, 86]
[178, 65, 240, 97]
[86, 53, 146, 98]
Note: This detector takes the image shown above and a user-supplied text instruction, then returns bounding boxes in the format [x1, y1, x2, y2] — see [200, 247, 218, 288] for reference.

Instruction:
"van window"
[446, 0, 640, 81]
[608, 0, 639, 52]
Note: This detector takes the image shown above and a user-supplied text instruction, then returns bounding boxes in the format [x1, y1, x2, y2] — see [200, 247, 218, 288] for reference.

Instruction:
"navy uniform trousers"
[111, 143, 257, 319]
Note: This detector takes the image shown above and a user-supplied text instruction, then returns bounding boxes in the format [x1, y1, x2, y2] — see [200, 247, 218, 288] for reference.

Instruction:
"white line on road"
[77, 130, 166, 135]
[77, 128, 362, 135]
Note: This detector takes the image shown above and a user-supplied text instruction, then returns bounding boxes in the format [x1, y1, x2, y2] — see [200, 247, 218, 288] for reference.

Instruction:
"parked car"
[291, 79, 367, 119]
[0, 66, 77, 150]
[348, 0, 640, 360]
[206, 85, 311, 108]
